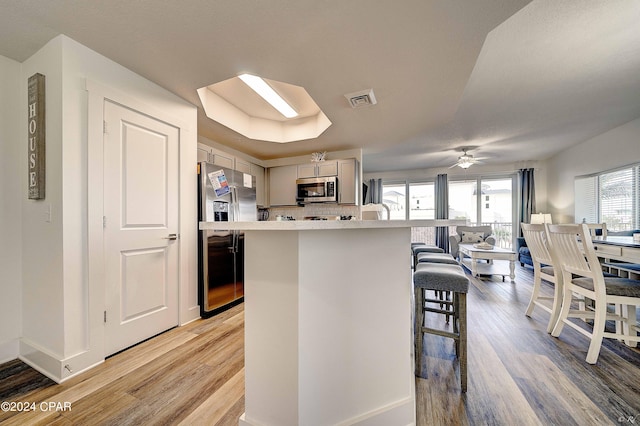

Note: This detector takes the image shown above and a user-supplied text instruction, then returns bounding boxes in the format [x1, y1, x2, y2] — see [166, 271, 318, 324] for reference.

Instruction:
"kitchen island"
[199, 220, 463, 426]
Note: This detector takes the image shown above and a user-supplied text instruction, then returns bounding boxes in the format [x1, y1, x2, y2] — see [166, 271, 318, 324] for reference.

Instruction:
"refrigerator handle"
[232, 186, 240, 221]
[232, 230, 238, 253]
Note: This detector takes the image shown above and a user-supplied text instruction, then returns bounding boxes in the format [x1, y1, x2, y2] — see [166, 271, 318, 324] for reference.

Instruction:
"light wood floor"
[1, 264, 639, 425]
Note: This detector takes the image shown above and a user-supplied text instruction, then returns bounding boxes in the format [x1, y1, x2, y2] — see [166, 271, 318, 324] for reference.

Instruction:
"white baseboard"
[19, 339, 63, 383]
[180, 305, 200, 326]
[19, 339, 104, 384]
[341, 397, 415, 426]
[239, 397, 415, 426]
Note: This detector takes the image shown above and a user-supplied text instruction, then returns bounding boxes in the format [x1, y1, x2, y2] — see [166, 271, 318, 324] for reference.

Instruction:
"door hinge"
[103, 120, 107, 134]
[104, 310, 107, 323]
[103, 216, 106, 228]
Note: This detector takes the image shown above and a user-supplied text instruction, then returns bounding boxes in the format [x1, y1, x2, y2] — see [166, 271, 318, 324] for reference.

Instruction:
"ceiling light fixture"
[457, 155, 474, 169]
[238, 73, 298, 119]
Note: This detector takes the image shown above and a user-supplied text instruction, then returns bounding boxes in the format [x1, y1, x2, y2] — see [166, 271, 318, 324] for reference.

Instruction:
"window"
[575, 164, 639, 231]
[382, 181, 436, 220]
[382, 175, 514, 247]
[382, 183, 406, 220]
[449, 180, 477, 221]
[449, 177, 515, 248]
[409, 182, 435, 219]
[480, 178, 513, 225]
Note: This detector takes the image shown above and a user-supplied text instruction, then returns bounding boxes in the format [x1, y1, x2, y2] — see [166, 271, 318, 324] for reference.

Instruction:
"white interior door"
[104, 100, 179, 356]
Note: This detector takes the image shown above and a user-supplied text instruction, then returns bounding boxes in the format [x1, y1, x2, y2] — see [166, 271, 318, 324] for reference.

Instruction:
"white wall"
[21, 37, 66, 359]
[0, 55, 22, 363]
[546, 117, 640, 223]
[18, 35, 198, 381]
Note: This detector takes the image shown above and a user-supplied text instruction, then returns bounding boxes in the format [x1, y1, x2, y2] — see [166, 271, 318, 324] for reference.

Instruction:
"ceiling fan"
[449, 148, 486, 169]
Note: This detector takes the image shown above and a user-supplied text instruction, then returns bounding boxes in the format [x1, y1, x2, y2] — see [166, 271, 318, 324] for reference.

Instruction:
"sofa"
[449, 225, 496, 259]
[516, 237, 533, 268]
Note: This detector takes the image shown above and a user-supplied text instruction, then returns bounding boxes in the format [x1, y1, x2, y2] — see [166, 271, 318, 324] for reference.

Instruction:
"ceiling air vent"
[344, 89, 377, 108]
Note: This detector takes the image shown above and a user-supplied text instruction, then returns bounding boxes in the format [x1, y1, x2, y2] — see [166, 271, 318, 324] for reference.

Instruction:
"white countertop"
[199, 219, 466, 231]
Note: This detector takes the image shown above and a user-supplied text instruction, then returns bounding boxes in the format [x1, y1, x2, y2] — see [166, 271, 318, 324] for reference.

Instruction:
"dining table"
[591, 235, 640, 349]
[592, 236, 640, 264]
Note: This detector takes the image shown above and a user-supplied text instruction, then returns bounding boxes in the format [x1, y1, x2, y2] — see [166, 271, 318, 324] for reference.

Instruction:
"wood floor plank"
[1, 269, 639, 425]
[415, 357, 469, 426]
[0, 360, 56, 400]
[178, 369, 245, 425]
[0, 324, 200, 425]
[463, 332, 542, 426]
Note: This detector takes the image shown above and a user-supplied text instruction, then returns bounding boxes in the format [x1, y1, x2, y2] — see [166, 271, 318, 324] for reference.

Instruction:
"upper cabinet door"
[235, 158, 252, 174]
[251, 163, 266, 207]
[338, 159, 359, 205]
[212, 151, 234, 169]
[269, 165, 298, 206]
[317, 161, 338, 177]
[297, 163, 317, 179]
[298, 161, 338, 178]
[197, 143, 211, 163]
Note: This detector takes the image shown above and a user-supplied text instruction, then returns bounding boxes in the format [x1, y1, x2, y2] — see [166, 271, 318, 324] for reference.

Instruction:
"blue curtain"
[519, 168, 536, 236]
[367, 178, 383, 204]
[435, 174, 449, 252]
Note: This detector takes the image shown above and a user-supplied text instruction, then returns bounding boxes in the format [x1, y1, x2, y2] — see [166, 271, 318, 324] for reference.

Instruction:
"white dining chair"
[521, 223, 563, 333]
[583, 222, 607, 238]
[546, 223, 640, 364]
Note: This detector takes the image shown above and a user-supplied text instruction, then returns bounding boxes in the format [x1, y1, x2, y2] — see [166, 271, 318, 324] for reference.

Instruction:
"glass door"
[448, 177, 515, 249]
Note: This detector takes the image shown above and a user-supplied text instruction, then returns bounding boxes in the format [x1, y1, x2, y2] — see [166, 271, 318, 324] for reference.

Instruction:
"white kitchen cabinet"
[197, 144, 234, 169]
[197, 143, 212, 163]
[297, 163, 317, 179]
[211, 149, 234, 169]
[318, 161, 338, 177]
[199, 143, 265, 205]
[268, 165, 298, 206]
[297, 161, 338, 178]
[235, 158, 252, 174]
[251, 163, 266, 207]
[337, 159, 359, 205]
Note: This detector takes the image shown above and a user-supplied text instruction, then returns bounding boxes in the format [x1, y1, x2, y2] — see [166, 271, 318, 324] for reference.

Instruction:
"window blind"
[599, 168, 633, 230]
[575, 164, 639, 231]
[575, 176, 598, 224]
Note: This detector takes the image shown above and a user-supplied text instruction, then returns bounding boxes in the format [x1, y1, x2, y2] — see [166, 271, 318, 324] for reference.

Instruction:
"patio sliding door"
[448, 177, 516, 249]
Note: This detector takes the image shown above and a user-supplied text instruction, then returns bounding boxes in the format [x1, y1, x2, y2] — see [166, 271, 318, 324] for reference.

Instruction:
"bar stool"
[412, 244, 445, 269]
[416, 252, 459, 265]
[414, 262, 470, 392]
[416, 253, 459, 320]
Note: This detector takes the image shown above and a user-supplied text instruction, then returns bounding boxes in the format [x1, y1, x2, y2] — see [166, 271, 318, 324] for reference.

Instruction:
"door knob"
[163, 233, 178, 240]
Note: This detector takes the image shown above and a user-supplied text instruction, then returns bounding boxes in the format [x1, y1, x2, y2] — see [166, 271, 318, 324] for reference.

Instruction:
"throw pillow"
[461, 231, 484, 243]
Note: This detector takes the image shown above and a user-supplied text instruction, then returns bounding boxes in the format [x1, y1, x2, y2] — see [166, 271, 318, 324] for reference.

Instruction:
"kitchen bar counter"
[199, 218, 465, 231]
[205, 220, 463, 426]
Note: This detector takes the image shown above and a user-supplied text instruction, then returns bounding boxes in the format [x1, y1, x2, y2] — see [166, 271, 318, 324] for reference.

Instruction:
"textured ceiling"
[1, 0, 639, 172]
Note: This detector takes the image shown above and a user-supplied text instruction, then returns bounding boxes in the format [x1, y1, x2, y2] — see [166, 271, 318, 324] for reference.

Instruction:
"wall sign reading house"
[28, 73, 46, 199]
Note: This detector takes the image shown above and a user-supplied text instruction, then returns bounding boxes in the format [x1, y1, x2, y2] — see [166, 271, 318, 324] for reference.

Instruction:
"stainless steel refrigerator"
[198, 161, 257, 318]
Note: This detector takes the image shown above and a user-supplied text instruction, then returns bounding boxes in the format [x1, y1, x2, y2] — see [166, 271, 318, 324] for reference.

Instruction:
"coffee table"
[458, 243, 516, 281]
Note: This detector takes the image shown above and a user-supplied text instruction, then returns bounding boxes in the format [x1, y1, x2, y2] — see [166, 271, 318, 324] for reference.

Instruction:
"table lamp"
[530, 213, 552, 224]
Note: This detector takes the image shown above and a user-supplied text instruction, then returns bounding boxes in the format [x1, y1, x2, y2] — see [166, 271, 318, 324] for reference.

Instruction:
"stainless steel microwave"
[296, 176, 338, 203]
